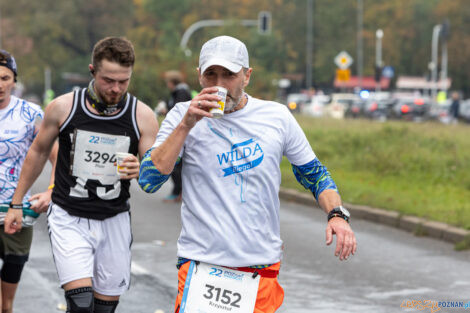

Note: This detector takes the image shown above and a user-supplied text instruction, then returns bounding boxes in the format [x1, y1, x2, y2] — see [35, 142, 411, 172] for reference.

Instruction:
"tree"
[3, 0, 134, 96]
[2, 0, 469, 100]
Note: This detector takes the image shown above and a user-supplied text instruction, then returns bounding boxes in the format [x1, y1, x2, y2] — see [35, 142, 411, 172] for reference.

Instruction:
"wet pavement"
[11, 167, 470, 312]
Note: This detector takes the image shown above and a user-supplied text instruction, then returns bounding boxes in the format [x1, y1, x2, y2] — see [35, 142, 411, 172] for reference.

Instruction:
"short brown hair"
[164, 70, 184, 85]
[92, 37, 135, 71]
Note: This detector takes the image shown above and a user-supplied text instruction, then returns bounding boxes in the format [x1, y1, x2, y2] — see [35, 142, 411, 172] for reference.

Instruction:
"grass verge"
[281, 116, 470, 230]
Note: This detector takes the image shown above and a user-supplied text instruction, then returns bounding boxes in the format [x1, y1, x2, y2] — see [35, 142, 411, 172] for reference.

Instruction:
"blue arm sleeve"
[138, 148, 172, 193]
[292, 158, 338, 201]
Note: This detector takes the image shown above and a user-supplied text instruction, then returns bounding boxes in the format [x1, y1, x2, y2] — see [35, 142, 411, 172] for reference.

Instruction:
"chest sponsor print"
[207, 122, 265, 203]
[216, 138, 264, 177]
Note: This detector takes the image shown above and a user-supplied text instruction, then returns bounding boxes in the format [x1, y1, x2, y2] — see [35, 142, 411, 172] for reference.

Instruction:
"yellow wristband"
[48, 184, 55, 190]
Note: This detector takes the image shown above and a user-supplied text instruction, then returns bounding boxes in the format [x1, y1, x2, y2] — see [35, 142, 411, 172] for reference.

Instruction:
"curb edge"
[279, 187, 470, 244]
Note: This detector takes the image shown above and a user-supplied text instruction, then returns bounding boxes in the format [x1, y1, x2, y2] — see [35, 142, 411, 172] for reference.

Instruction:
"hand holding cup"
[116, 152, 139, 179]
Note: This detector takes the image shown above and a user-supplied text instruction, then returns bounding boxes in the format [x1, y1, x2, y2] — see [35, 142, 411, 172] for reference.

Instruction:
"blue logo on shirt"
[216, 138, 264, 176]
[208, 121, 265, 203]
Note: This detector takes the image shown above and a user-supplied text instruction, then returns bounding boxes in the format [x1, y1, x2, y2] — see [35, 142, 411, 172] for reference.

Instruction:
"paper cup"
[210, 86, 227, 118]
[116, 152, 133, 176]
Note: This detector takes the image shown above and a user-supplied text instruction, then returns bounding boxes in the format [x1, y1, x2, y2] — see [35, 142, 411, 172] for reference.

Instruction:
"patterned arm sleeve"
[138, 148, 172, 193]
[292, 158, 338, 201]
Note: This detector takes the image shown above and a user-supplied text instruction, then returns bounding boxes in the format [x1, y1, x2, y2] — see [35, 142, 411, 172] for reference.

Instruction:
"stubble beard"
[225, 89, 244, 112]
[96, 88, 124, 106]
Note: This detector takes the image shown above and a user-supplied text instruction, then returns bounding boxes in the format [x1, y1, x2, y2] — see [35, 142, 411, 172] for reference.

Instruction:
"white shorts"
[47, 202, 132, 296]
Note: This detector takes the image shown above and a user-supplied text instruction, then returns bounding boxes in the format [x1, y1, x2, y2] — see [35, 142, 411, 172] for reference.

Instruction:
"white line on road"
[131, 261, 151, 275]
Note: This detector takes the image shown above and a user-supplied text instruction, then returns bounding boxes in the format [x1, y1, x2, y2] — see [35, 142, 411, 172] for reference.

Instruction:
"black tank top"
[52, 88, 140, 220]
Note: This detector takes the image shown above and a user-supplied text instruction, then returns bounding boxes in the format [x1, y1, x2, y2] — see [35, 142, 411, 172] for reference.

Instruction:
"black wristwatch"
[327, 205, 350, 223]
[9, 203, 23, 210]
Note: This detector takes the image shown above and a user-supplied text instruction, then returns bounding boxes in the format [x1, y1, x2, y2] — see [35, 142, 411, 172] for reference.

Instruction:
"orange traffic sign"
[336, 68, 351, 82]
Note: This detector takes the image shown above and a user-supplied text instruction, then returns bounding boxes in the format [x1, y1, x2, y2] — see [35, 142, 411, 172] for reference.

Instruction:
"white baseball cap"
[199, 36, 249, 74]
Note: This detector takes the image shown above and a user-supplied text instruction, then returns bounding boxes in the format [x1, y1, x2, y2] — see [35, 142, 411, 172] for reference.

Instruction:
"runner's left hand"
[326, 218, 357, 261]
[116, 155, 140, 180]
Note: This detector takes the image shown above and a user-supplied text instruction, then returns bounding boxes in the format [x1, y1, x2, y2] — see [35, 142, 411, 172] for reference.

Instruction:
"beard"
[92, 81, 124, 105]
[97, 90, 124, 105]
[225, 89, 244, 112]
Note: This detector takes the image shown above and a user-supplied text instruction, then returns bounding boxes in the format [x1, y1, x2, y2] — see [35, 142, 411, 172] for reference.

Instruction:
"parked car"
[344, 99, 366, 119]
[459, 99, 470, 123]
[302, 95, 330, 117]
[327, 93, 359, 119]
[286, 93, 310, 113]
[363, 98, 395, 121]
[412, 97, 430, 121]
[391, 97, 430, 121]
[428, 100, 451, 123]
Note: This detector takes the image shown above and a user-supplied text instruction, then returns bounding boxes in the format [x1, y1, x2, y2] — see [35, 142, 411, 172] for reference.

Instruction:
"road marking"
[131, 261, 150, 275]
[23, 263, 63, 303]
[365, 287, 435, 300]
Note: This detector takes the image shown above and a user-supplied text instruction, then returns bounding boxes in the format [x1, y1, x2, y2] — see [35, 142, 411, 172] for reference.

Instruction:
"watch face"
[328, 206, 350, 223]
[339, 206, 350, 217]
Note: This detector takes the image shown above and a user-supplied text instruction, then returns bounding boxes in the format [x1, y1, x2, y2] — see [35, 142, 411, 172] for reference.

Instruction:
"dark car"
[363, 98, 395, 121]
[345, 99, 366, 119]
[460, 99, 470, 123]
[411, 97, 430, 121]
[392, 97, 430, 121]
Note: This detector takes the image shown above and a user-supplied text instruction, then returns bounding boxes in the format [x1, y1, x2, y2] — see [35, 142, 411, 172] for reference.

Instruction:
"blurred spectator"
[449, 91, 460, 124]
[154, 100, 167, 117]
[163, 70, 192, 202]
[164, 70, 192, 112]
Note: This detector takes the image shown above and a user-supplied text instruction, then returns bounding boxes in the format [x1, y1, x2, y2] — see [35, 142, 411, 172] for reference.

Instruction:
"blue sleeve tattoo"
[292, 158, 338, 201]
[138, 148, 172, 193]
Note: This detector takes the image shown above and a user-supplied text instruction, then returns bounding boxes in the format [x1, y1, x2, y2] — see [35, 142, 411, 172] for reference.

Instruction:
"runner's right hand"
[181, 87, 221, 129]
[4, 208, 23, 234]
[29, 190, 52, 213]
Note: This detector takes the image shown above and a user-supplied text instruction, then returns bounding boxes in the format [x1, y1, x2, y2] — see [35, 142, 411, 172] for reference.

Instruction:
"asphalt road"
[10, 165, 470, 313]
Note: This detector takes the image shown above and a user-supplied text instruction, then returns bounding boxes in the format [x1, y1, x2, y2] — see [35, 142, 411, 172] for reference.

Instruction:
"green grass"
[280, 116, 470, 230]
[455, 235, 470, 251]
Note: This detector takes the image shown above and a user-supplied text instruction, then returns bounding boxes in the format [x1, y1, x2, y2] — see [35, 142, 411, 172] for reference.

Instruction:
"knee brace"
[1, 261, 25, 284]
[93, 298, 119, 313]
[65, 287, 94, 313]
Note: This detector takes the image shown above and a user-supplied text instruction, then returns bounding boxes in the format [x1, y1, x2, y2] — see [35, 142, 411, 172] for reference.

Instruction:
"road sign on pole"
[258, 11, 271, 35]
[382, 66, 394, 78]
[336, 69, 351, 82]
[334, 51, 353, 70]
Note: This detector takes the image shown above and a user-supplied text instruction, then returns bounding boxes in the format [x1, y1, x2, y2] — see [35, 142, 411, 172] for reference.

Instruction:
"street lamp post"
[306, 0, 313, 90]
[180, 14, 270, 56]
[430, 24, 441, 105]
[440, 36, 448, 92]
[375, 29, 383, 93]
[356, 0, 363, 91]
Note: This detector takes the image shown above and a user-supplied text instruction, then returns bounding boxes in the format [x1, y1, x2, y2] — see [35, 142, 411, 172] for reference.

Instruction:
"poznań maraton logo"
[401, 299, 470, 313]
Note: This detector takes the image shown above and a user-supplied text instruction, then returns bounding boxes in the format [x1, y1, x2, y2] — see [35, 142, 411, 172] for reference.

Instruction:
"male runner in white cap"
[140, 35, 356, 313]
